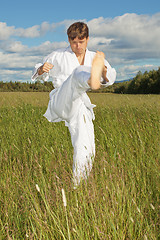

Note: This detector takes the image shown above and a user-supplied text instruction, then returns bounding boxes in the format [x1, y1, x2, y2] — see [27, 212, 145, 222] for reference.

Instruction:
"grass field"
[0, 92, 159, 239]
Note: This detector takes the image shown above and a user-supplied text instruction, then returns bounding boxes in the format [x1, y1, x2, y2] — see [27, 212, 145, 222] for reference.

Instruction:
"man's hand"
[38, 62, 53, 75]
[102, 65, 109, 83]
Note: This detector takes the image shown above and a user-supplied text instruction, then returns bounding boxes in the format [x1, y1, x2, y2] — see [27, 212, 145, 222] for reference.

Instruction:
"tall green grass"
[0, 93, 159, 239]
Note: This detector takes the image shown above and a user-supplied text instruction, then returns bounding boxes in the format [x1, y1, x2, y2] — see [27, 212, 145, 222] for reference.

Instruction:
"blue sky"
[0, 0, 160, 82]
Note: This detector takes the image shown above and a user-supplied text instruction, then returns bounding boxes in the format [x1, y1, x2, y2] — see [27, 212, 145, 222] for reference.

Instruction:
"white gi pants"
[44, 66, 95, 187]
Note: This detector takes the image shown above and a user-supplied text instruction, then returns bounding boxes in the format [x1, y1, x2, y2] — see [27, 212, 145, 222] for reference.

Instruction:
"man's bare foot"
[89, 51, 105, 90]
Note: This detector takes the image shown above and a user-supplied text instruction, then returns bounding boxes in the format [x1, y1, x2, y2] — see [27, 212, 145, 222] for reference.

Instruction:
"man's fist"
[38, 62, 53, 75]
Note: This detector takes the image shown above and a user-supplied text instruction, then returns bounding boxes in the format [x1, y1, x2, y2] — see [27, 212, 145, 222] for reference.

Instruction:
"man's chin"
[76, 50, 84, 54]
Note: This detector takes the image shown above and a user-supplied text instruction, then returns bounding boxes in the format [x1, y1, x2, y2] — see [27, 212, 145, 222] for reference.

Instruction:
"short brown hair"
[67, 22, 89, 40]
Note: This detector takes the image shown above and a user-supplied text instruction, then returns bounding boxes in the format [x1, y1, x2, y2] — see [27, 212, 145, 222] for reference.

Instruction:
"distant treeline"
[113, 67, 160, 94]
[0, 81, 53, 92]
[0, 67, 160, 94]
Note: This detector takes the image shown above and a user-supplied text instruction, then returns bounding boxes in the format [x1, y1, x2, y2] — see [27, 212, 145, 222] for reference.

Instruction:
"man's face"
[69, 36, 89, 56]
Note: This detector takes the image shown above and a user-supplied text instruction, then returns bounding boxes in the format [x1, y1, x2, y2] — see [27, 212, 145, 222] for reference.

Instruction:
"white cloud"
[0, 21, 56, 40]
[40, 22, 51, 35]
[0, 68, 32, 82]
[16, 22, 56, 38]
[0, 52, 32, 68]
[88, 13, 160, 58]
[28, 41, 68, 56]
[2, 41, 28, 53]
[88, 37, 113, 49]
[16, 25, 40, 38]
[0, 22, 15, 40]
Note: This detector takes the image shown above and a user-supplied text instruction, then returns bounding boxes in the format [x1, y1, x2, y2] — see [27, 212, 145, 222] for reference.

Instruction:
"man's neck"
[76, 50, 86, 65]
[77, 54, 84, 65]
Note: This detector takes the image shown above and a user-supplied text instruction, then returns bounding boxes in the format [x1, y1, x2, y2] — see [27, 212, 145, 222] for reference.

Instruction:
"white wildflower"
[144, 234, 148, 240]
[28, 138, 31, 144]
[130, 217, 134, 223]
[73, 228, 77, 233]
[150, 203, 155, 210]
[137, 207, 141, 213]
[36, 184, 40, 192]
[62, 188, 67, 207]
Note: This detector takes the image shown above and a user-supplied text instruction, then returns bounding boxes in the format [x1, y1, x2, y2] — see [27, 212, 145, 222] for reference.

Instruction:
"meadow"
[0, 92, 159, 240]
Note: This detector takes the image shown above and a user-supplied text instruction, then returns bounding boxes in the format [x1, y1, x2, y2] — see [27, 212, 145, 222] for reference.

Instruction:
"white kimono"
[32, 46, 116, 187]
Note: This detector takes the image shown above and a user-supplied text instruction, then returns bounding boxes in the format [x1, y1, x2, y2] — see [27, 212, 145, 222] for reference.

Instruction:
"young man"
[32, 22, 116, 188]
